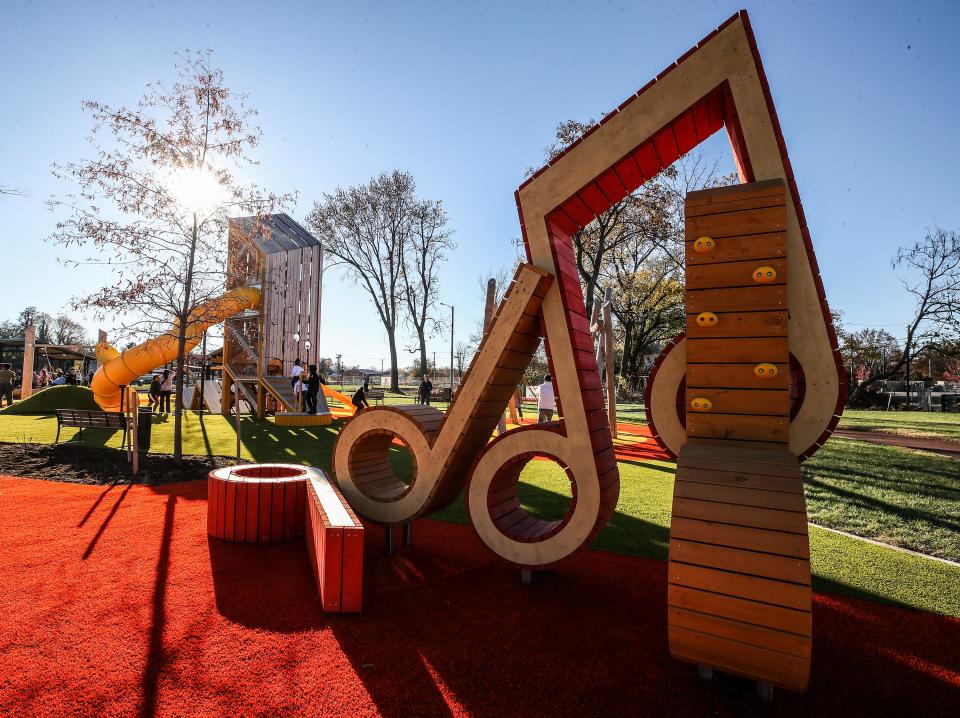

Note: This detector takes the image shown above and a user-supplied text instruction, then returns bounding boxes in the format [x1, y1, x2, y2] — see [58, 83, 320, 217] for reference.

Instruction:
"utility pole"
[441, 302, 455, 394]
[905, 325, 911, 409]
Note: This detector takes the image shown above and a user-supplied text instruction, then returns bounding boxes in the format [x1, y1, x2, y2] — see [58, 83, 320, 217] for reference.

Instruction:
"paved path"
[834, 429, 960, 459]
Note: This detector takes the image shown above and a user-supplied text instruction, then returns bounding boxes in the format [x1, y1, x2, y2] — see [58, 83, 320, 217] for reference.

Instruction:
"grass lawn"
[839, 408, 960, 443]
[802, 437, 960, 562]
[1, 410, 958, 616]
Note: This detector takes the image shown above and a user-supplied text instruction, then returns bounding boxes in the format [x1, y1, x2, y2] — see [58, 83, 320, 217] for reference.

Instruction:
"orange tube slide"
[91, 286, 260, 413]
[322, 384, 357, 415]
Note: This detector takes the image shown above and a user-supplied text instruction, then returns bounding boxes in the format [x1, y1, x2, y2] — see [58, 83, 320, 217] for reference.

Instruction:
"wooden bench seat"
[305, 473, 364, 613]
[55, 409, 128, 447]
[207, 463, 364, 613]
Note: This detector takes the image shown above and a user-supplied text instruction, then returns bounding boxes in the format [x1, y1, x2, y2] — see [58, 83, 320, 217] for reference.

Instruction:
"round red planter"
[207, 463, 325, 543]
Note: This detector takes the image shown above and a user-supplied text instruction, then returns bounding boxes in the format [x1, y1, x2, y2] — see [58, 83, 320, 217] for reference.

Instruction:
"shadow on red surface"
[0, 476, 957, 717]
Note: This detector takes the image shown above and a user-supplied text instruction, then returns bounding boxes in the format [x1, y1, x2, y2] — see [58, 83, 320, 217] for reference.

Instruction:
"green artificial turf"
[1, 386, 100, 414]
[0, 411, 957, 616]
[839, 408, 960, 443]
[803, 438, 960, 562]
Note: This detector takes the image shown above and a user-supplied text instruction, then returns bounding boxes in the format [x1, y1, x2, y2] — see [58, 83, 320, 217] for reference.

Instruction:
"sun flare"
[169, 165, 226, 214]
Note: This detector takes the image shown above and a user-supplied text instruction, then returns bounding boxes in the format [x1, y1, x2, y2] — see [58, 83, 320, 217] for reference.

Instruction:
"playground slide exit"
[91, 286, 260, 413]
[321, 384, 358, 415]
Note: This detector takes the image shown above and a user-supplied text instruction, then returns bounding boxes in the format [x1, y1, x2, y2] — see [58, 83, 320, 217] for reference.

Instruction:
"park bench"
[55, 409, 128, 447]
[367, 389, 385, 405]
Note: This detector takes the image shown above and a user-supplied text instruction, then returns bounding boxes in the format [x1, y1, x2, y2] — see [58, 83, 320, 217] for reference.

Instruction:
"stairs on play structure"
[261, 375, 333, 426]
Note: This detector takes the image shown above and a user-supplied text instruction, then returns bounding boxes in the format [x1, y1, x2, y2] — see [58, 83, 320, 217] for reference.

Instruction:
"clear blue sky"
[1, 0, 958, 367]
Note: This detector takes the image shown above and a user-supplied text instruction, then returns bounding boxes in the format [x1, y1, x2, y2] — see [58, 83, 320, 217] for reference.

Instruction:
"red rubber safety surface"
[1, 475, 957, 717]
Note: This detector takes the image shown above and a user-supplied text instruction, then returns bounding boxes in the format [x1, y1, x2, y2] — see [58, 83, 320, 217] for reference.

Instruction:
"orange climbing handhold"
[689, 397, 713, 412]
[753, 363, 779, 378]
[693, 236, 715, 253]
[695, 311, 718, 327]
[753, 266, 777, 283]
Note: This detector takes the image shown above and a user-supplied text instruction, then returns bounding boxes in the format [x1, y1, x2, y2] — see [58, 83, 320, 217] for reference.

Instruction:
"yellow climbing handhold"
[753, 266, 777, 283]
[693, 236, 715, 253]
[754, 363, 779, 378]
[690, 397, 713, 412]
[695, 311, 718, 327]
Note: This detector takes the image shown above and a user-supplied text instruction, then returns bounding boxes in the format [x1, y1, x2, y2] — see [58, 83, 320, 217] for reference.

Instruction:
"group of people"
[0, 364, 100, 408]
[34, 367, 92, 389]
[290, 359, 327, 414]
[147, 370, 175, 413]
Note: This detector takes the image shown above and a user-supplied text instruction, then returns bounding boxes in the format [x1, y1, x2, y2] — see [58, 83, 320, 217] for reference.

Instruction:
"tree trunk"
[174, 212, 201, 460]
[419, 332, 428, 379]
[387, 330, 400, 391]
[174, 326, 187, 460]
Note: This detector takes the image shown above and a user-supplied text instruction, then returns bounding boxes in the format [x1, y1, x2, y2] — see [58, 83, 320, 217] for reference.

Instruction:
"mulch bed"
[0, 442, 243, 485]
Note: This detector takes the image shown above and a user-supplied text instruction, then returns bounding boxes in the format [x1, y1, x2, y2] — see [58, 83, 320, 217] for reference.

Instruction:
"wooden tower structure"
[221, 213, 331, 424]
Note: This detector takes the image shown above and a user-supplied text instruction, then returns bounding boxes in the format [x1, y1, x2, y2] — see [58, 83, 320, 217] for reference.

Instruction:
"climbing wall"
[684, 179, 790, 441]
[668, 180, 812, 692]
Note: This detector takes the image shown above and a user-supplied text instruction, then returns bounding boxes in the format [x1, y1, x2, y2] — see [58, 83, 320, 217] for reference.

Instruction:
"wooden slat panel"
[685, 232, 786, 265]
[668, 584, 811, 635]
[685, 179, 786, 208]
[685, 206, 787, 239]
[670, 540, 810, 585]
[681, 441, 799, 466]
[674, 466, 803, 492]
[675, 481, 806, 512]
[686, 285, 786, 312]
[671, 640, 808, 692]
[684, 192, 786, 218]
[687, 363, 789, 390]
[669, 563, 811, 610]
[687, 413, 790, 443]
[686, 388, 789, 416]
[669, 606, 810, 657]
[673, 497, 807, 534]
[686, 259, 786, 290]
[687, 337, 788, 364]
[685, 310, 787, 339]
[670, 625, 809, 676]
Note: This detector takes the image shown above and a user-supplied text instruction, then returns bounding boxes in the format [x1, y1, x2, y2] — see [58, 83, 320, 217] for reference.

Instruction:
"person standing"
[305, 364, 320, 414]
[418, 374, 433, 405]
[290, 358, 304, 390]
[536, 373, 556, 423]
[159, 369, 173, 413]
[0, 364, 15, 408]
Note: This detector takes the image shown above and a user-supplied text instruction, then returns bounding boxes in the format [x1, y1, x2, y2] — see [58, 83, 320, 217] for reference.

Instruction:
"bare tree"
[17, 307, 53, 343]
[401, 198, 455, 377]
[52, 314, 88, 345]
[851, 227, 960, 400]
[48, 50, 293, 458]
[307, 171, 417, 391]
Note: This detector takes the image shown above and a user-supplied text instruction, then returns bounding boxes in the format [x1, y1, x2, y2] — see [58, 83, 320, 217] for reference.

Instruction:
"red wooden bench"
[305, 475, 364, 613]
[207, 463, 364, 612]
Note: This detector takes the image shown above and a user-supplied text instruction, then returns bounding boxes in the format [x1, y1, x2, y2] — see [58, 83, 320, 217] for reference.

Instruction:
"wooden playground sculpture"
[635, 12, 843, 693]
[333, 8, 841, 691]
[334, 262, 621, 568]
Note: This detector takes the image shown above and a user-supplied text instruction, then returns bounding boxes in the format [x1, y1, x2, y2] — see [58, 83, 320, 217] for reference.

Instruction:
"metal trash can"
[137, 407, 153, 453]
